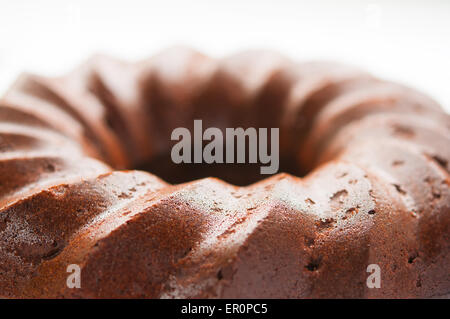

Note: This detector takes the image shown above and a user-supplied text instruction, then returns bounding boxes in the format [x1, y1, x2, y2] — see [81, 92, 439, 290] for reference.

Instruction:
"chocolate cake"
[0, 47, 448, 298]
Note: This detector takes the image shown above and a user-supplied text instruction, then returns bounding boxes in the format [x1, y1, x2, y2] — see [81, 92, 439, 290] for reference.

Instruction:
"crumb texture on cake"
[0, 47, 449, 298]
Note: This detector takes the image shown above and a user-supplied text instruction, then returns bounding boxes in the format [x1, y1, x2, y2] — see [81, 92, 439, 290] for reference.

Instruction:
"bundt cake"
[0, 47, 448, 298]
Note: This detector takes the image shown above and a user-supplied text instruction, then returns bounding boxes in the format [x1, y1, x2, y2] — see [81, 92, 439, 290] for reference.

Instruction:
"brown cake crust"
[0, 47, 449, 298]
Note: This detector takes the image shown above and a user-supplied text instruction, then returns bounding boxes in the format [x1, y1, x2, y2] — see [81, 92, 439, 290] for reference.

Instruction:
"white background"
[0, 0, 449, 111]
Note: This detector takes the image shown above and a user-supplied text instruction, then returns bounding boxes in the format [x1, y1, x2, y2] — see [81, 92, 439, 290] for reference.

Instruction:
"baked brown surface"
[0, 47, 449, 298]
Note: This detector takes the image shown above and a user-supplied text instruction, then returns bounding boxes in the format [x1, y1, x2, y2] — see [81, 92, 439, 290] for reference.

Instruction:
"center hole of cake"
[137, 124, 302, 186]
[139, 154, 301, 186]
